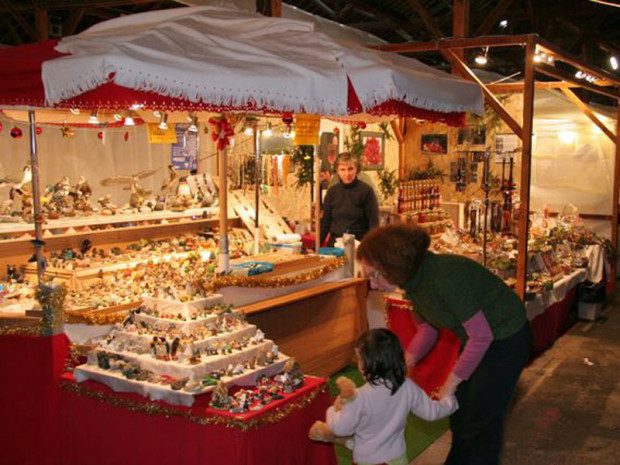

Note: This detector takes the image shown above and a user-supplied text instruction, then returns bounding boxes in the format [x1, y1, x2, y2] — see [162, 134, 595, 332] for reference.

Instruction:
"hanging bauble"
[208, 115, 234, 151]
[97, 131, 105, 142]
[0, 122, 4, 132]
[358, 122, 367, 129]
[124, 132, 129, 141]
[333, 127, 340, 136]
[10, 127, 22, 139]
[36, 126, 43, 135]
[282, 113, 294, 125]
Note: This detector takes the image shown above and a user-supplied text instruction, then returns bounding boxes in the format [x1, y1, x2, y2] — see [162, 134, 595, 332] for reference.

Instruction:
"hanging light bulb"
[499, 19, 508, 28]
[474, 47, 489, 66]
[88, 109, 99, 125]
[243, 126, 254, 136]
[158, 112, 168, 131]
[610, 56, 619, 70]
[124, 111, 135, 126]
[188, 113, 198, 132]
[263, 122, 273, 137]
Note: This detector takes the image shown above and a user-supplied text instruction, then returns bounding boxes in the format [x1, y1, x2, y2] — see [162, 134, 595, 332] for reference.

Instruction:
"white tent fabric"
[530, 90, 616, 217]
[42, 4, 483, 117]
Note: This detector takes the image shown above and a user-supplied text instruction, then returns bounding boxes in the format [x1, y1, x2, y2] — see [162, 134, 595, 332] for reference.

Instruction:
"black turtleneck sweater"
[320, 178, 379, 246]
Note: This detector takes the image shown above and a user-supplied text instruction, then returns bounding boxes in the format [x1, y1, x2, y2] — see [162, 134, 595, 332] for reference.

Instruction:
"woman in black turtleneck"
[320, 152, 379, 247]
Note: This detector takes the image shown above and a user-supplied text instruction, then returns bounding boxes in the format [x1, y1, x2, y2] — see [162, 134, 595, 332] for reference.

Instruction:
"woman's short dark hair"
[356, 329, 406, 395]
[356, 225, 431, 287]
[334, 152, 361, 172]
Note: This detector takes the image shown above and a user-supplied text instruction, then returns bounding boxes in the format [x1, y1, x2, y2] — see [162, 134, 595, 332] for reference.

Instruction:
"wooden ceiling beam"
[486, 81, 582, 93]
[442, 48, 524, 139]
[370, 34, 535, 53]
[0, 0, 39, 42]
[0, 0, 160, 12]
[560, 87, 616, 143]
[474, 0, 516, 36]
[63, 7, 85, 36]
[407, 0, 444, 39]
[535, 63, 620, 99]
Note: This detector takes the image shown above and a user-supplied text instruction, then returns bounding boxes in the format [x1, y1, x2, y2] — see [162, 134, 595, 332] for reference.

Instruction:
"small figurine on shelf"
[209, 381, 231, 410]
[100, 169, 158, 210]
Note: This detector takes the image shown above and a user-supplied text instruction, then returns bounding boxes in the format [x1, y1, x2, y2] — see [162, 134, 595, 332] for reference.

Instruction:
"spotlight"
[263, 122, 273, 137]
[499, 19, 508, 28]
[158, 113, 168, 131]
[610, 56, 618, 70]
[124, 111, 135, 126]
[474, 48, 488, 66]
[88, 110, 99, 125]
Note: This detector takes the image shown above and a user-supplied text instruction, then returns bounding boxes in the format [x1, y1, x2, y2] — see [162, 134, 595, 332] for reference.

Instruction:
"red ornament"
[282, 113, 294, 125]
[358, 122, 367, 129]
[333, 127, 340, 136]
[10, 127, 22, 139]
[124, 132, 129, 141]
[97, 131, 105, 141]
[36, 126, 42, 135]
[0, 122, 3, 132]
[208, 116, 234, 152]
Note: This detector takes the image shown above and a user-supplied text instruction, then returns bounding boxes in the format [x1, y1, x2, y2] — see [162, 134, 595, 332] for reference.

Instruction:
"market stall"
[0, 5, 485, 465]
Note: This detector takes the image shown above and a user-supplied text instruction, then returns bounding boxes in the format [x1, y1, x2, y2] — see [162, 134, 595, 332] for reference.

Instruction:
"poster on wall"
[421, 134, 448, 155]
[494, 133, 519, 163]
[171, 124, 198, 171]
[457, 125, 486, 147]
[360, 131, 385, 170]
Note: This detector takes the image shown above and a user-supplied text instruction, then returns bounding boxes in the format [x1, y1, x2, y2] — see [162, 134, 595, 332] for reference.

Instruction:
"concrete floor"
[411, 293, 620, 465]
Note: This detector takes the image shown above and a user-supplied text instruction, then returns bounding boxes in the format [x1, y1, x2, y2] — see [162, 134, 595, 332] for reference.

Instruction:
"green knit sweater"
[404, 252, 527, 344]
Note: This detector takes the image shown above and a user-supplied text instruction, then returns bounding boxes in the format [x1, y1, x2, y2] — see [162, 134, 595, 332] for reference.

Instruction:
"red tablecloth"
[529, 287, 577, 353]
[59, 373, 336, 465]
[0, 333, 70, 465]
[385, 298, 460, 395]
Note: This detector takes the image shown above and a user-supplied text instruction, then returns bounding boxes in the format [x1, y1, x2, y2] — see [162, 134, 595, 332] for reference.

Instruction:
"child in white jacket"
[311, 329, 457, 465]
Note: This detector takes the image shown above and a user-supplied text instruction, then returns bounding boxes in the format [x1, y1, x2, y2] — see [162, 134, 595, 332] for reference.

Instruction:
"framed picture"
[457, 125, 486, 147]
[469, 163, 479, 184]
[494, 133, 519, 163]
[318, 132, 339, 172]
[360, 131, 385, 170]
[421, 133, 448, 155]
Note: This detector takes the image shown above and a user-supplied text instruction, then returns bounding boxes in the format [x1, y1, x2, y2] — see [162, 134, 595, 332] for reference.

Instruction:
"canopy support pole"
[314, 146, 321, 251]
[254, 125, 261, 256]
[28, 110, 45, 283]
[610, 102, 620, 290]
[218, 145, 230, 273]
[515, 38, 536, 300]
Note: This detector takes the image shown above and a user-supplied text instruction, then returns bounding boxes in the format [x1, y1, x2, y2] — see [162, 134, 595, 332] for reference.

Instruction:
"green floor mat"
[327, 365, 449, 465]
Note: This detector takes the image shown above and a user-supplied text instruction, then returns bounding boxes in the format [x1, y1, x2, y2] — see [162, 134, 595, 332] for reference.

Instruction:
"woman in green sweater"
[357, 225, 531, 465]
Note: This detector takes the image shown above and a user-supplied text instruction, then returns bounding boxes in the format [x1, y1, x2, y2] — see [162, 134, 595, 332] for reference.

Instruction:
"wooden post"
[390, 118, 406, 179]
[610, 102, 620, 289]
[28, 110, 45, 283]
[270, 0, 282, 17]
[253, 126, 261, 256]
[452, 0, 469, 65]
[515, 38, 537, 300]
[218, 145, 230, 272]
[35, 7, 49, 42]
[314, 148, 321, 251]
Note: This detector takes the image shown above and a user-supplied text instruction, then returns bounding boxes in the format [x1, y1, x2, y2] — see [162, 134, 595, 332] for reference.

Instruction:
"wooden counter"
[238, 278, 368, 377]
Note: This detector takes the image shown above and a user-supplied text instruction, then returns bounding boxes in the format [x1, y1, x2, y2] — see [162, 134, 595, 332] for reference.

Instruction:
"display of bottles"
[397, 180, 441, 213]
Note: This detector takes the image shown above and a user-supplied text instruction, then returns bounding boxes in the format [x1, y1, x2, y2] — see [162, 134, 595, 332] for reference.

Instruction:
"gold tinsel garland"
[205, 257, 346, 292]
[0, 323, 44, 336]
[63, 309, 136, 326]
[61, 380, 327, 431]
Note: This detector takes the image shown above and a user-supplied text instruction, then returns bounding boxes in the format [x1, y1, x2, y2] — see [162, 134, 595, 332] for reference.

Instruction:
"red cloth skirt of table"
[529, 287, 577, 354]
[0, 333, 70, 465]
[59, 373, 336, 465]
[385, 298, 460, 395]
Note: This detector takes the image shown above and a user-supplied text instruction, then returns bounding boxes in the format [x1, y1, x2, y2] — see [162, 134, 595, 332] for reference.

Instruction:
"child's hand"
[438, 372, 462, 400]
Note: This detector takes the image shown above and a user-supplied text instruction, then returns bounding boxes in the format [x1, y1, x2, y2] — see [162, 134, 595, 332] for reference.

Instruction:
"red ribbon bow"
[209, 116, 235, 152]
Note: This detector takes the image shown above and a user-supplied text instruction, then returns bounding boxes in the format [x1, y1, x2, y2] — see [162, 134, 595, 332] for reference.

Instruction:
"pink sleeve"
[452, 311, 494, 380]
[405, 318, 439, 364]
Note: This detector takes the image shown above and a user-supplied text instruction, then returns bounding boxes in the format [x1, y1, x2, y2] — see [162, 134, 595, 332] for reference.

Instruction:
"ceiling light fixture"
[474, 47, 489, 66]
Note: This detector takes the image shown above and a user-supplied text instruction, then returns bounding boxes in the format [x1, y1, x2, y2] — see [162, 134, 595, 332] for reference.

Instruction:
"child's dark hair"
[356, 329, 406, 395]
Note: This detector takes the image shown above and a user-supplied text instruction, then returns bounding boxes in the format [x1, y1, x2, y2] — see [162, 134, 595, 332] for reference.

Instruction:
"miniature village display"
[74, 295, 299, 407]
